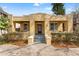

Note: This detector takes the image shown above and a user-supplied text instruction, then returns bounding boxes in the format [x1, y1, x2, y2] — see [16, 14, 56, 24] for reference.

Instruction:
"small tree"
[72, 7, 79, 33]
[51, 3, 65, 15]
[0, 15, 9, 34]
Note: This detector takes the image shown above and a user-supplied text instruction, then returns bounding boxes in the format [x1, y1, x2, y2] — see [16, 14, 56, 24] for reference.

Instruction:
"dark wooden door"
[37, 24, 42, 34]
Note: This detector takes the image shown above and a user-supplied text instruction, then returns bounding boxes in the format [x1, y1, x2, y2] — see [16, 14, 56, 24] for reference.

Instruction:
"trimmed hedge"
[2, 32, 30, 41]
[51, 32, 79, 42]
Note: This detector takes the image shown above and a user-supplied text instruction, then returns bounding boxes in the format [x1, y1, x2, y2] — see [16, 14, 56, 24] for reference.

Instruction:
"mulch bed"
[51, 41, 78, 48]
[7, 40, 28, 46]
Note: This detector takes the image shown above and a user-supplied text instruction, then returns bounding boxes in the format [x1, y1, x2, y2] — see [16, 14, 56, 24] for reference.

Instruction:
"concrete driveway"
[0, 43, 79, 56]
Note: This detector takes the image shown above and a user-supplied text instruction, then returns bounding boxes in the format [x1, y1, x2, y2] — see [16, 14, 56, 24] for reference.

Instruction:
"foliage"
[0, 15, 9, 34]
[3, 32, 29, 41]
[72, 7, 79, 33]
[74, 8, 79, 14]
[51, 33, 78, 43]
[51, 3, 65, 15]
[51, 33, 79, 48]
[0, 35, 8, 45]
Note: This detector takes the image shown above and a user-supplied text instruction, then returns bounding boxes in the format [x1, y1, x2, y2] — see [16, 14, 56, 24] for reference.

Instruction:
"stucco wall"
[9, 13, 73, 33]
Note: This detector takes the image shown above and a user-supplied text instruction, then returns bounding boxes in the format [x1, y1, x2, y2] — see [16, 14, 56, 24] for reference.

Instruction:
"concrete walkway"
[0, 43, 79, 56]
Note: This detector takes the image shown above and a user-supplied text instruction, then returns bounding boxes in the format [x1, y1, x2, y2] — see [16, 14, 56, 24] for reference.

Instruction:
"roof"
[0, 7, 8, 15]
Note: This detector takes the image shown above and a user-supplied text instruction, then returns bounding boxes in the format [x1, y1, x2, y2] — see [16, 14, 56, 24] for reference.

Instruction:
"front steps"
[34, 34, 46, 43]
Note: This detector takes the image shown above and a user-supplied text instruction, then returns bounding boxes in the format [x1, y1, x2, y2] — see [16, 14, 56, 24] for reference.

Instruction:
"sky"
[0, 3, 79, 16]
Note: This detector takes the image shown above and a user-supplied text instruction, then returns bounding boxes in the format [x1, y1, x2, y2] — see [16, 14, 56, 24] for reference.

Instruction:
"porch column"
[45, 16, 51, 45]
[12, 22, 15, 32]
[45, 20, 50, 35]
[58, 23, 63, 32]
[30, 20, 35, 35]
[67, 15, 73, 33]
[28, 19, 35, 45]
[8, 15, 15, 32]
[20, 23, 23, 32]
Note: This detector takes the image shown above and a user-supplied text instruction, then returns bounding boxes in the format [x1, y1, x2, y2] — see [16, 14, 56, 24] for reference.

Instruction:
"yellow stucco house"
[7, 13, 73, 45]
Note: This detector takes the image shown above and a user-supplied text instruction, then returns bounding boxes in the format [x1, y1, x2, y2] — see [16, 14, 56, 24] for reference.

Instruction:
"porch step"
[34, 34, 46, 43]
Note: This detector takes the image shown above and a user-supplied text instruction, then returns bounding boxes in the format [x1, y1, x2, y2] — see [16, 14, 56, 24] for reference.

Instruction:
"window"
[23, 24, 28, 32]
[63, 23, 65, 31]
[15, 23, 20, 32]
[50, 23, 58, 32]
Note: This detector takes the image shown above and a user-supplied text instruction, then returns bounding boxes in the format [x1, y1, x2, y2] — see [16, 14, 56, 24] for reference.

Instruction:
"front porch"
[10, 20, 68, 45]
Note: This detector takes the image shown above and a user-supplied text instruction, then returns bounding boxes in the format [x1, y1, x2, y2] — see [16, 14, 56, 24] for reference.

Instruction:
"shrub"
[3, 32, 29, 41]
[51, 33, 76, 43]
[0, 35, 8, 45]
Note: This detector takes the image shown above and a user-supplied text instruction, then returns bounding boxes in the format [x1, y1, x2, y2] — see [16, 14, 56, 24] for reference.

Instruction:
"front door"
[37, 24, 42, 34]
[34, 22, 45, 43]
[35, 22, 44, 34]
